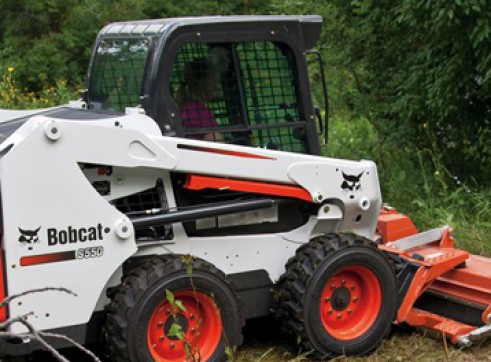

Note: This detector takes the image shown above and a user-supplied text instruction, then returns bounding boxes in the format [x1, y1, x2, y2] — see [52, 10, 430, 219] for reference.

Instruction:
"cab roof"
[98, 15, 322, 49]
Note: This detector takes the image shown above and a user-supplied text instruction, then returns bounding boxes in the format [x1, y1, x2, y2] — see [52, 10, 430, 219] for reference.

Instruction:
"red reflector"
[98, 167, 106, 176]
[0, 247, 6, 322]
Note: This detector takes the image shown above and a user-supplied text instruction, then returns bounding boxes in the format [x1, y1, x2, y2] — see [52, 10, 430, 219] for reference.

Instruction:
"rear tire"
[275, 233, 396, 358]
[105, 255, 244, 362]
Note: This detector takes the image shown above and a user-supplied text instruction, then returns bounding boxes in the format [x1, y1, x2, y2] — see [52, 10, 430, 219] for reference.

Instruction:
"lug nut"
[170, 343, 175, 349]
[328, 309, 333, 315]
[189, 314, 195, 320]
[159, 335, 164, 342]
[191, 327, 196, 334]
[166, 309, 171, 315]
[348, 309, 352, 314]
[342, 279, 346, 285]
[353, 297, 358, 302]
[158, 321, 163, 328]
[337, 314, 342, 319]
[324, 297, 330, 303]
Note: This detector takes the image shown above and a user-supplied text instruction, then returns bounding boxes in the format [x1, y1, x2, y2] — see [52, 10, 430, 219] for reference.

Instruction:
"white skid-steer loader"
[0, 15, 489, 361]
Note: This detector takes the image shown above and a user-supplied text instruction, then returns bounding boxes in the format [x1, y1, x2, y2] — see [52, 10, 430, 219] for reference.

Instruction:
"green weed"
[0, 66, 77, 109]
[323, 114, 491, 256]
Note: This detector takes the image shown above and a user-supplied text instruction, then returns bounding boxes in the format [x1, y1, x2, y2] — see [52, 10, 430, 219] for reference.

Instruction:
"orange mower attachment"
[377, 208, 491, 346]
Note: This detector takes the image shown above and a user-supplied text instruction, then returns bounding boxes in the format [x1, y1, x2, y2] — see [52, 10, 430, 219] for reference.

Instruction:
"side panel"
[134, 217, 329, 284]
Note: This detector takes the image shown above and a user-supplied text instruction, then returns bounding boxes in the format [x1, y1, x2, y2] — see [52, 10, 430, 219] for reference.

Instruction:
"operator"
[176, 54, 225, 142]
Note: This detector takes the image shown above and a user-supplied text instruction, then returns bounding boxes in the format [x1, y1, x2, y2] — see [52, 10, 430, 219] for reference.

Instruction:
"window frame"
[153, 29, 318, 154]
[86, 36, 155, 112]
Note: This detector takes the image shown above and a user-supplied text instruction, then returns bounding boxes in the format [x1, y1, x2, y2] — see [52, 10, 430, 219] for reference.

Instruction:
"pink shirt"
[180, 101, 217, 129]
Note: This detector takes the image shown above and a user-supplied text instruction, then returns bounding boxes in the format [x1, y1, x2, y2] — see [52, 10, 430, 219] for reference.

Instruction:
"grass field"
[15, 317, 491, 361]
[234, 316, 491, 362]
[238, 337, 491, 362]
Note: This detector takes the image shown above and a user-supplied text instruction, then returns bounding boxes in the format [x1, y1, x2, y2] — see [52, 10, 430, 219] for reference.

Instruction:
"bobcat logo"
[18, 227, 41, 245]
[341, 172, 363, 192]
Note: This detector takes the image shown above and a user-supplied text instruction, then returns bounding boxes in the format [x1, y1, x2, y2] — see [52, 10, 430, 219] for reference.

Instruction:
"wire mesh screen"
[170, 43, 242, 141]
[237, 42, 306, 152]
[89, 38, 149, 112]
[170, 41, 308, 152]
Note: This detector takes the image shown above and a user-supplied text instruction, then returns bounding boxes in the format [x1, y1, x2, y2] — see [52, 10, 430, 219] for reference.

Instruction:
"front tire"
[106, 255, 244, 362]
[276, 233, 396, 358]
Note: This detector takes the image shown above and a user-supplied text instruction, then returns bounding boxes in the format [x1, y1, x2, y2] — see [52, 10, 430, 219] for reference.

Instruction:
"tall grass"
[323, 114, 491, 255]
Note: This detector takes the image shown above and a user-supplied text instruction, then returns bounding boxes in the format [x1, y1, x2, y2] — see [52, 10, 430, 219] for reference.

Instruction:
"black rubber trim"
[228, 270, 273, 320]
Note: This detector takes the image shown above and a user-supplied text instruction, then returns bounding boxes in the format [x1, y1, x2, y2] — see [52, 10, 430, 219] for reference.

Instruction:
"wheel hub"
[147, 290, 222, 362]
[319, 266, 382, 340]
[163, 313, 189, 340]
[331, 287, 351, 311]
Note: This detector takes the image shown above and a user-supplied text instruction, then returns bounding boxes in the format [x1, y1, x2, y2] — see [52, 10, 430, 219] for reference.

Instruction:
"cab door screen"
[170, 41, 309, 153]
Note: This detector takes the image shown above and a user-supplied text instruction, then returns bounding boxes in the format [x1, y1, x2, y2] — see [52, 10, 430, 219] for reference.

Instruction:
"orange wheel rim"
[147, 290, 222, 362]
[319, 265, 382, 340]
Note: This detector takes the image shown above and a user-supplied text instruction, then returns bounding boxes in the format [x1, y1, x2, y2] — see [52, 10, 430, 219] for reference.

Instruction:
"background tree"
[0, 0, 267, 91]
[0, 0, 146, 90]
[336, 0, 491, 184]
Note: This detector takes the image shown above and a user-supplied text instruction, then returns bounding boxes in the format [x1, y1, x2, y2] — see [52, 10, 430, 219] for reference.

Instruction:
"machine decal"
[20, 251, 76, 266]
[76, 246, 104, 259]
[341, 172, 364, 192]
[18, 224, 110, 248]
[18, 227, 41, 245]
[177, 144, 276, 160]
[20, 246, 105, 267]
[47, 224, 109, 246]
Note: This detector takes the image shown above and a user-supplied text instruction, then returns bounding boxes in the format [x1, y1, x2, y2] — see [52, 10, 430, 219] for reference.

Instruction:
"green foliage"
[323, 104, 491, 256]
[0, 0, 147, 91]
[225, 345, 238, 362]
[0, 67, 76, 109]
[166, 289, 186, 314]
[141, 0, 269, 18]
[321, 114, 378, 161]
[330, 0, 491, 184]
[167, 321, 185, 340]
[0, 0, 271, 93]
[387, 149, 491, 255]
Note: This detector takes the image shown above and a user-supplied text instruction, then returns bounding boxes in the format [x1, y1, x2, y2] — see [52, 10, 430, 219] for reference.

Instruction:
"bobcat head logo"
[341, 172, 363, 192]
[18, 227, 41, 245]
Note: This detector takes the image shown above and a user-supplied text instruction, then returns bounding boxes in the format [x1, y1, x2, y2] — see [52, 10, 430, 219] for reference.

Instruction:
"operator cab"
[85, 15, 325, 155]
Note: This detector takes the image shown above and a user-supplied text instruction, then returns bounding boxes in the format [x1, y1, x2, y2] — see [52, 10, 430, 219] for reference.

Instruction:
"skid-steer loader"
[0, 15, 489, 361]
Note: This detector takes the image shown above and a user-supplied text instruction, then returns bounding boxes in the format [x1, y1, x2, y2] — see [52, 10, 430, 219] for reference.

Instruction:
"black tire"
[105, 255, 244, 362]
[275, 233, 396, 358]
